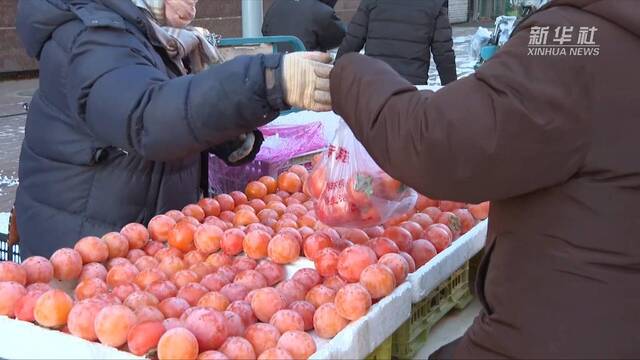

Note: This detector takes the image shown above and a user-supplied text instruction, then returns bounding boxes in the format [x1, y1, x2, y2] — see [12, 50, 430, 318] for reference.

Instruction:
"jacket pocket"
[475, 236, 496, 315]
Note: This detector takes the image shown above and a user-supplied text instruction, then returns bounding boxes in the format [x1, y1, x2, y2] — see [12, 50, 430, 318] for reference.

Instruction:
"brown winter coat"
[331, 0, 640, 358]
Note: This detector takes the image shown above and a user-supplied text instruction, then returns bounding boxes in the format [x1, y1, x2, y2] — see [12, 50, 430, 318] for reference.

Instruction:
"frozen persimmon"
[26, 282, 51, 293]
[135, 255, 160, 272]
[288, 301, 315, 331]
[323, 275, 347, 292]
[399, 221, 424, 240]
[257, 208, 278, 223]
[277, 330, 316, 360]
[128, 248, 147, 263]
[75, 277, 108, 300]
[436, 212, 462, 238]
[181, 216, 203, 226]
[248, 199, 267, 213]
[251, 287, 287, 322]
[410, 239, 438, 267]
[219, 211, 235, 224]
[133, 268, 167, 289]
[410, 213, 434, 230]
[258, 348, 293, 360]
[305, 284, 336, 308]
[243, 230, 271, 260]
[217, 266, 238, 283]
[168, 221, 197, 253]
[216, 194, 236, 212]
[163, 317, 183, 330]
[232, 256, 257, 273]
[313, 303, 349, 339]
[378, 253, 409, 284]
[359, 264, 396, 299]
[258, 176, 278, 194]
[201, 273, 230, 292]
[21, 256, 53, 284]
[199, 350, 231, 360]
[158, 256, 186, 278]
[291, 268, 321, 291]
[199, 198, 222, 217]
[452, 208, 476, 234]
[220, 283, 250, 303]
[285, 204, 307, 218]
[183, 250, 205, 267]
[0, 261, 26, 285]
[234, 270, 267, 291]
[314, 248, 339, 278]
[194, 224, 223, 255]
[121, 223, 150, 250]
[221, 310, 244, 337]
[198, 291, 230, 312]
[50, 248, 83, 281]
[102, 232, 130, 258]
[399, 252, 416, 273]
[302, 233, 332, 260]
[106, 263, 139, 288]
[226, 300, 257, 327]
[80, 262, 108, 281]
[206, 252, 233, 270]
[219, 336, 256, 360]
[124, 291, 159, 311]
[422, 207, 442, 224]
[0, 281, 27, 317]
[136, 305, 165, 323]
[184, 308, 228, 351]
[363, 226, 384, 239]
[158, 297, 190, 318]
[166, 209, 186, 222]
[468, 201, 490, 220]
[14, 288, 46, 321]
[177, 283, 209, 306]
[147, 281, 178, 302]
[288, 164, 309, 181]
[334, 284, 372, 321]
[270, 309, 304, 333]
[254, 260, 285, 286]
[246, 181, 268, 200]
[67, 299, 106, 341]
[127, 320, 166, 356]
[277, 172, 302, 194]
[112, 283, 140, 302]
[266, 201, 286, 218]
[342, 228, 369, 245]
[267, 234, 300, 264]
[274, 280, 305, 305]
[337, 245, 377, 283]
[190, 263, 215, 279]
[74, 236, 109, 264]
[172, 269, 200, 288]
[34, 289, 73, 328]
[367, 237, 400, 258]
[183, 204, 206, 223]
[244, 323, 281, 356]
[219, 228, 244, 256]
[155, 246, 183, 261]
[382, 226, 413, 253]
[233, 210, 259, 227]
[273, 219, 298, 233]
[229, 191, 248, 207]
[158, 327, 199, 360]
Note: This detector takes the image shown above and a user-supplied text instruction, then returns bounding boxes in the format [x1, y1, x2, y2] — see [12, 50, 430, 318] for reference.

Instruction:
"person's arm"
[335, 0, 372, 59]
[68, 26, 287, 162]
[431, 1, 457, 85]
[316, 9, 346, 51]
[330, 29, 591, 203]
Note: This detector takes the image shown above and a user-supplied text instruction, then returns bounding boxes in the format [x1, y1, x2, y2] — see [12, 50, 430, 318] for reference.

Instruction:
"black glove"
[209, 130, 264, 167]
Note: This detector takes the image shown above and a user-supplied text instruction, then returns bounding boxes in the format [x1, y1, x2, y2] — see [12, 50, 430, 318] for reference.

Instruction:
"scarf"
[131, 0, 225, 74]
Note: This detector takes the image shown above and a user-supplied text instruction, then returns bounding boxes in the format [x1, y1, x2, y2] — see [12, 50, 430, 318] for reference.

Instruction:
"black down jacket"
[262, 0, 346, 53]
[15, 0, 287, 258]
[336, 0, 457, 85]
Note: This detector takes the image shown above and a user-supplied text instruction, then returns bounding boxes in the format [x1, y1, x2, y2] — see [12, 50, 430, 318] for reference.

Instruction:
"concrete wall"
[0, 0, 359, 74]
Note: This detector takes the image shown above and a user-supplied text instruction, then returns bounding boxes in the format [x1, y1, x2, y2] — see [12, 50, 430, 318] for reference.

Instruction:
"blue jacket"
[15, 0, 286, 257]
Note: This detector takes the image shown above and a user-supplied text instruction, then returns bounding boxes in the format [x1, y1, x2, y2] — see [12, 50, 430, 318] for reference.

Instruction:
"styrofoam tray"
[406, 220, 488, 303]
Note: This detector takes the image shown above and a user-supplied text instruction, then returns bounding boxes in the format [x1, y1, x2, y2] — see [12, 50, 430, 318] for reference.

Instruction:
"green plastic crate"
[366, 335, 393, 360]
[392, 262, 473, 359]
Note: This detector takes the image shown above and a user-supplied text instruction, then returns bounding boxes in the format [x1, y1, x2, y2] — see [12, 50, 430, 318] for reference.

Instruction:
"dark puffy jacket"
[262, 0, 346, 53]
[336, 0, 456, 85]
[15, 0, 286, 258]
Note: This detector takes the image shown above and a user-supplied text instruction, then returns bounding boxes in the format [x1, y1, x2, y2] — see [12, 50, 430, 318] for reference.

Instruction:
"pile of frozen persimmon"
[0, 164, 489, 360]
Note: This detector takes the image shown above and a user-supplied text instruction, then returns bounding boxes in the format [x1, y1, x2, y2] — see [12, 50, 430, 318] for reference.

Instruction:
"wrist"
[263, 54, 290, 111]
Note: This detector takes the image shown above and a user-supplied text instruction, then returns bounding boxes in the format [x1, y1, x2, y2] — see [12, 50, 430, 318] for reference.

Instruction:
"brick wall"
[0, 0, 359, 74]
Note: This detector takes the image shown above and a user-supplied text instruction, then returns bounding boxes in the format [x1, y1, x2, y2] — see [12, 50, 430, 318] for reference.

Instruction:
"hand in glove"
[210, 131, 264, 167]
[282, 52, 333, 112]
